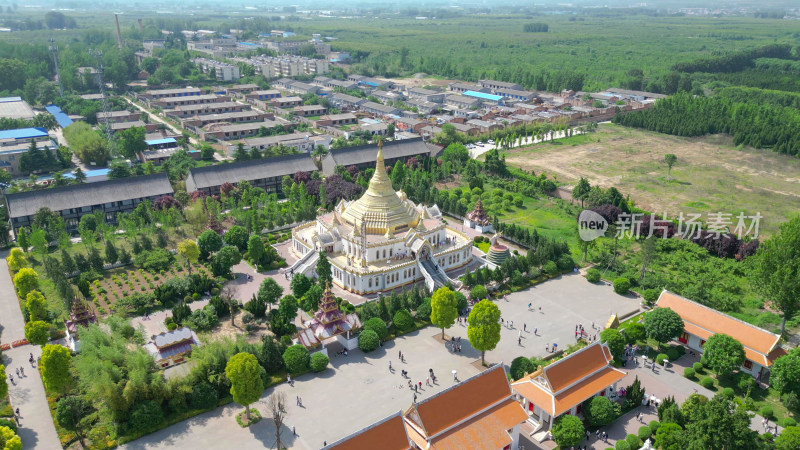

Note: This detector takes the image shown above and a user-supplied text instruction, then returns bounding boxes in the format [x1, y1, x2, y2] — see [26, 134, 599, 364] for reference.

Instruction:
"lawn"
[501, 123, 800, 236]
[474, 241, 490, 253]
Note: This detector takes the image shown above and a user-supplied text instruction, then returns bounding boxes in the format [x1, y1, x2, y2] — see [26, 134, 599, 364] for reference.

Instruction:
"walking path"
[0, 253, 62, 450]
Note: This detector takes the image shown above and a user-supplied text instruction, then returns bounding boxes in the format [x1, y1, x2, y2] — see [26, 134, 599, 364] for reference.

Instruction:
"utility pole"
[49, 38, 64, 97]
[91, 50, 115, 158]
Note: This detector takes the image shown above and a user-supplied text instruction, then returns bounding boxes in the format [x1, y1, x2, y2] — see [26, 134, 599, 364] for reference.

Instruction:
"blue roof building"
[463, 90, 506, 104]
[0, 127, 49, 141]
[45, 105, 74, 128]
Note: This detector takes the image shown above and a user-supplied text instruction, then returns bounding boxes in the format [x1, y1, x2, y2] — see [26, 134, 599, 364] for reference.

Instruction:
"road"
[0, 252, 62, 450]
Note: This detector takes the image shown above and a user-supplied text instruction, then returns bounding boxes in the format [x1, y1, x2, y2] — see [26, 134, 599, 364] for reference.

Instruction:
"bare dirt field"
[502, 124, 800, 235]
[379, 75, 455, 89]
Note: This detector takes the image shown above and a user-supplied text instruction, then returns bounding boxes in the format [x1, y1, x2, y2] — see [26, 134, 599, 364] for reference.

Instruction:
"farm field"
[499, 124, 800, 235]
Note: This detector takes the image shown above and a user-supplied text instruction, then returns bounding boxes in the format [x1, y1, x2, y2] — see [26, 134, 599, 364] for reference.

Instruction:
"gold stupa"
[341, 141, 420, 234]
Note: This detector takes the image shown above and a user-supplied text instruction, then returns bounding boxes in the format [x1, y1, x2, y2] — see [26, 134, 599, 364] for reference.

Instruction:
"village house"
[96, 110, 141, 123]
[466, 119, 503, 133]
[321, 137, 440, 175]
[164, 102, 244, 119]
[245, 90, 281, 102]
[655, 290, 787, 380]
[271, 96, 304, 108]
[139, 87, 203, 100]
[406, 87, 445, 103]
[152, 94, 229, 109]
[315, 113, 358, 128]
[110, 121, 158, 134]
[199, 120, 281, 141]
[331, 93, 367, 109]
[448, 82, 488, 94]
[227, 132, 331, 155]
[224, 84, 260, 96]
[144, 327, 202, 369]
[479, 80, 523, 91]
[180, 111, 274, 129]
[0, 128, 57, 175]
[445, 94, 481, 109]
[405, 98, 439, 115]
[360, 101, 401, 117]
[293, 104, 328, 117]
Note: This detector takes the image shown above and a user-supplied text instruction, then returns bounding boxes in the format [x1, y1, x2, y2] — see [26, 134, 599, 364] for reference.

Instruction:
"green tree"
[770, 350, 800, 395]
[748, 216, 800, 334]
[25, 290, 47, 321]
[654, 423, 684, 450]
[510, 356, 535, 380]
[358, 329, 380, 352]
[643, 307, 684, 345]
[117, 126, 147, 159]
[290, 273, 312, 298]
[247, 234, 265, 266]
[587, 395, 620, 426]
[776, 426, 800, 450]
[257, 278, 283, 311]
[282, 344, 310, 374]
[0, 426, 21, 450]
[25, 320, 50, 346]
[430, 286, 458, 339]
[224, 225, 249, 252]
[664, 153, 677, 181]
[0, 365, 7, 400]
[16, 228, 29, 252]
[225, 353, 264, 423]
[13, 267, 39, 297]
[30, 227, 48, 258]
[278, 295, 299, 323]
[316, 251, 332, 286]
[211, 246, 241, 277]
[6, 248, 28, 272]
[701, 333, 746, 378]
[104, 240, 118, 264]
[684, 394, 758, 449]
[552, 415, 584, 447]
[197, 230, 223, 260]
[309, 352, 329, 372]
[56, 396, 90, 449]
[177, 239, 200, 272]
[470, 285, 488, 301]
[572, 177, 591, 207]
[393, 309, 414, 331]
[600, 328, 626, 361]
[63, 122, 109, 165]
[364, 317, 388, 340]
[467, 299, 501, 365]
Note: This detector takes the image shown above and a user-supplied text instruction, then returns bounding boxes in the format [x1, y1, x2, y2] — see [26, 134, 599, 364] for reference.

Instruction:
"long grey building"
[6, 173, 174, 233]
[321, 138, 441, 175]
[185, 153, 318, 196]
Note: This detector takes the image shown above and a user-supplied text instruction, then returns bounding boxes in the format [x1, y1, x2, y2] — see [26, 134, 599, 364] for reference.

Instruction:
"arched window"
[369, 278, 372, 287]
[376, 250, 380, 259]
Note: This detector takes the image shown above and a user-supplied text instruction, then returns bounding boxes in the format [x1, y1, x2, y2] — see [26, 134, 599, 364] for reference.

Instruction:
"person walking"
[528, 302, 532, 310]
[523, 323, 527, 332]
[15, 368, 19, 377]
[534, 328, 538, 335]
[426, 377, 431, 386]
[19, 367, 23, 377]
[518, 337, 522, 346]
[296, 396, 301, 406]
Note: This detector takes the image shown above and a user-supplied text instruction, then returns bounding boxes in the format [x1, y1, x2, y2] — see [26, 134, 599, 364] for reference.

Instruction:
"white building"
[290, 143, 472, 294]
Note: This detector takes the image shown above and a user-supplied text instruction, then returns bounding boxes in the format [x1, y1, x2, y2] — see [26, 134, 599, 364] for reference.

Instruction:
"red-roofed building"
[403, 364, 527, 450]
[511, 342, 626, 436]
[655, 290, 786, 379]
[323, 411, 413, 450]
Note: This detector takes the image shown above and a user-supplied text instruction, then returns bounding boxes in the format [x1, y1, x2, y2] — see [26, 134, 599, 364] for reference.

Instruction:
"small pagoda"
[64, 299, 97, 352]
[463, 198, 493, 233]
[486, 233, 511, 266]
[297, 282, 362, 350]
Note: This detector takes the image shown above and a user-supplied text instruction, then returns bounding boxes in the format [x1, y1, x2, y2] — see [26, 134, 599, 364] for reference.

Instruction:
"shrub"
[364, 317, 388, 340]
[656, 353, 668, 365]
[649, 420, 660, 434]
[684, 368, 695, 378]
[759, 405, 774, 419]
[638, 426, 651, 440]
[700, 376, 715, 389]
[128, 400, 164, 434]
[191, 382, 218, 410]
[625, 434, 641, 448]
[543, 260, 559, 275]
[470, 285, 488, 301]
[642, 288, 660, 305]
[615, 440, 631, 450]
[393, 309, 414, 332]
[416, 298, 432, 321]
[282, 345, 311, 374]
[510, 356, 536, 380]
[586, 268, 601, 283]
[613, 278, 631, 295]
[556, 254, 574, 271]
[781, 417, 797, 428]
[167, 322, 177, 331]
[242, 312, 254, 324]
[309, 352, 329, 372]
[693, 362, 704, 372]
[0, 418, 18, 433]
[666, 346, 681, 361]
[358, 329, 380, 352]
[587, 396, 620, 426]
[782, 392, 799, 412]
[722, 387, 735, 399]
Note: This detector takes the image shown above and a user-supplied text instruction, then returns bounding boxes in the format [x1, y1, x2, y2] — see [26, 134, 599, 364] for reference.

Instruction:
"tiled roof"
[406, 364, 512, 437]
[512, 342, 626, 416]
[656, 290, 782, 366]
[325, 411, 411, 450]
[322, 138, 439, 174]
[6, 173, 173, 218]
[427, 398, 526, 449]
[186, 153, 317, 191]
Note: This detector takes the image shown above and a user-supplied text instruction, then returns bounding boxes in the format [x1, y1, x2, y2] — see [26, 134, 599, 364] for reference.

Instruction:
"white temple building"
[290, 142, 473, 294]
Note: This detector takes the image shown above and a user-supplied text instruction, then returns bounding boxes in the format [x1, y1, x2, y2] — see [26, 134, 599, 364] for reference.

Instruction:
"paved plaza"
[122, 274, 641, 449]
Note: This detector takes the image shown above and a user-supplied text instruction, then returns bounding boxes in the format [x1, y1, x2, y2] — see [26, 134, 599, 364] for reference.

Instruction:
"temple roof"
[301, 283, 363, 348]
[340, 141, 420, 235]
[466, 198, 490, 225]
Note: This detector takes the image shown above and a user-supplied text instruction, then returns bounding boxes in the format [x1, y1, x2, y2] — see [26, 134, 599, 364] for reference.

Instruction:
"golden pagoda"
[340, 140, 420, 234]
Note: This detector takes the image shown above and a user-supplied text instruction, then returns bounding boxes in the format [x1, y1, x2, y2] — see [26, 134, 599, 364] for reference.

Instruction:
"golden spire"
[340, 140, 420, 234]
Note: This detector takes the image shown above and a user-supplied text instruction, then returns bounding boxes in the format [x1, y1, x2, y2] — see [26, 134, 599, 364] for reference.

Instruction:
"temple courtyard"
[120, 274, 640, 449]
